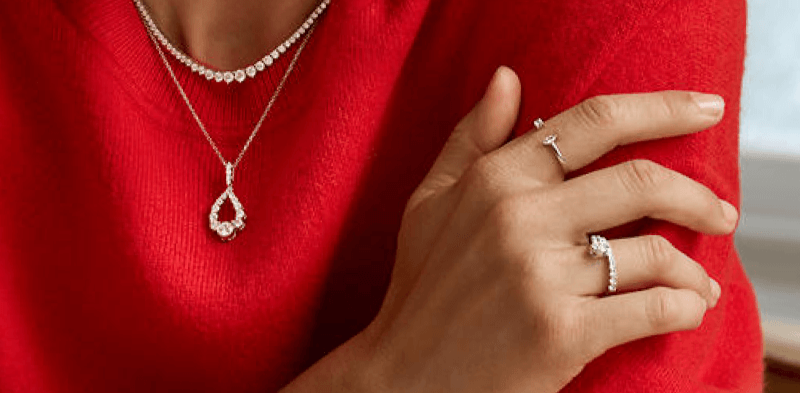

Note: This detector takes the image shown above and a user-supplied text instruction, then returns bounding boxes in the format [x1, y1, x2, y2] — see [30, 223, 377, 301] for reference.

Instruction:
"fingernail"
[691, 93, 725, 117]
[709, 278, 721, 307]
[720, 200, 739, 227]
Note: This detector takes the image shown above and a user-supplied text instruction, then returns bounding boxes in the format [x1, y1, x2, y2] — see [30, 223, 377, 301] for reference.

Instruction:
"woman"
[0, 0, 762, 391]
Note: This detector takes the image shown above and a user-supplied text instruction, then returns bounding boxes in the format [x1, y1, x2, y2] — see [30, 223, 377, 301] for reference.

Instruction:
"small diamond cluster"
[589, 235, 610, 257]
[589, 235, 618, 292]
[132, 0, 330, 83]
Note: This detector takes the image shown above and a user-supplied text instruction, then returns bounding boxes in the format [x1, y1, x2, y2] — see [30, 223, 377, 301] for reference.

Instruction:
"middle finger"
[552, 159, 737, 236]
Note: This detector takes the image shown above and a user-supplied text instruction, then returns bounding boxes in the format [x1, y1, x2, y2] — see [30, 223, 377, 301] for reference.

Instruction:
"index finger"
[492, 91, 725, 182]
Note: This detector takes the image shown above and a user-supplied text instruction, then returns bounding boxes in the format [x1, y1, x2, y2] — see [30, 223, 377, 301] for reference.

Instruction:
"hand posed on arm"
[281, 66, 735, 392]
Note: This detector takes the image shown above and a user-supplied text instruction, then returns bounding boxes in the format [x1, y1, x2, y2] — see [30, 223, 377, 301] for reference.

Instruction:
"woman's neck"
[140, 0, 320, 70]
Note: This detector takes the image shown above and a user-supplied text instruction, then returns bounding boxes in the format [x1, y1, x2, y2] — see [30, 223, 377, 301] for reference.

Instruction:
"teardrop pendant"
[209, 163, 246, 241]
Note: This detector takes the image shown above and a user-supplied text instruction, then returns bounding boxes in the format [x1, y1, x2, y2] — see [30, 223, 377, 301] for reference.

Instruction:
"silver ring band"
[589, 235, 618, 293]
[534, 118, 566, 164]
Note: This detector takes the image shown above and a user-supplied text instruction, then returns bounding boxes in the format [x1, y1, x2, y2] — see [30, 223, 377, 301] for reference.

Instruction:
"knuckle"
[576, 95, 619, 128]
[661, 91, 694, 119]
[469, 156, 494, 177]
[518, 248, 559, 291]
[646, 289, 706, 331]
[646, 288, 681, 330]
[690, 261, 712, 288]
[486, 196, 525, 234]
[618, 159, 667, 194]
[697, 187, 723, 217]
[644, 235, 674, 273]
[462, 156, 499, 190]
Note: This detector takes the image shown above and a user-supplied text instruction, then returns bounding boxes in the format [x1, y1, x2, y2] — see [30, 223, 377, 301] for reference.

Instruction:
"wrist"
[335, 329, 387, 393]
[281, 327, 388, 393]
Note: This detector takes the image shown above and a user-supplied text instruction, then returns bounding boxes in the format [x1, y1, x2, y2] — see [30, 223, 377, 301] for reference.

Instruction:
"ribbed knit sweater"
[0, 0, 762, 392]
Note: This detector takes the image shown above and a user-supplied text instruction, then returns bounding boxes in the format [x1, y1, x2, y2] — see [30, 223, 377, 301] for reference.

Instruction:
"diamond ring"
[589, 235, 618, 293]
[534, 118, 566, 164]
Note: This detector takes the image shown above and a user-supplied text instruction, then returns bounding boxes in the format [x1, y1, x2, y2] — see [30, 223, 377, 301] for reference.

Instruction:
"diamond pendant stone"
[209, 188, 246, 241]
[208, 163, 246, 241]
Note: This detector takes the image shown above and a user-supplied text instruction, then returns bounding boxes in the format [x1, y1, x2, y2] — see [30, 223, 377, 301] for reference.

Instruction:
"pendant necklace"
[134, 0, 327, 241]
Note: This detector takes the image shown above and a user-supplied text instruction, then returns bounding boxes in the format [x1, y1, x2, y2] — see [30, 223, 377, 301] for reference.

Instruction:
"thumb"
[416, 66, 521, 198]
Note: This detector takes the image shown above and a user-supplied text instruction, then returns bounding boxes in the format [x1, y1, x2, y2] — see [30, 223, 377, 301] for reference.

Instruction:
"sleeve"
[513, 0, 763, 392]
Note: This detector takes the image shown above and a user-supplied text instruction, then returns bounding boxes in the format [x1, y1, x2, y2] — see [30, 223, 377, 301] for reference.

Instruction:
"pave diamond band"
[589, 235, 618, 293]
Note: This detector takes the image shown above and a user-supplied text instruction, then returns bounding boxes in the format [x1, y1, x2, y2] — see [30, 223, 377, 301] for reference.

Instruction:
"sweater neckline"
[61, 0, 329, 140]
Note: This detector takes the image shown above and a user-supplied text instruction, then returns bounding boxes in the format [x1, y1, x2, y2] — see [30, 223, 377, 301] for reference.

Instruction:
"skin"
[141, 0, 319, 70]
[143, 2, 736, 390]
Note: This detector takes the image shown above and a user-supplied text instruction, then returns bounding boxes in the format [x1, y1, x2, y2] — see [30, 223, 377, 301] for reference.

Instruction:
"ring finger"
[561, 235, 720, 307]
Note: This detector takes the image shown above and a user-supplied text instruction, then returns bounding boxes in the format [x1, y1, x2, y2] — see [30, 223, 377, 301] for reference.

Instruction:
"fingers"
[581, 287, 710, 358]
[413, 66, 521, 203]
[565, 236, 720, 307]
[553, 159, 738, 236]
[494, 91, 725, 182]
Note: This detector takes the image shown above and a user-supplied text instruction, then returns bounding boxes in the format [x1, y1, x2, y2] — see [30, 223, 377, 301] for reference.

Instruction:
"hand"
[356, 66, 735, 392]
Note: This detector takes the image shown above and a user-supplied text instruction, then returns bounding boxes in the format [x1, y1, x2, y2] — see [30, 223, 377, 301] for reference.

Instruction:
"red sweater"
[0, 0, 762, 392]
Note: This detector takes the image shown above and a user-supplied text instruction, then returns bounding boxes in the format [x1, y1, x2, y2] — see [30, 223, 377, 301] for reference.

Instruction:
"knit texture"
[0, 0, 762, 392]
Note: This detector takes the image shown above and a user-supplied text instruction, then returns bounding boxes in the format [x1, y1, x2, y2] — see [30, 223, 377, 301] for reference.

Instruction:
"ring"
[534, 118, 566, 164]
[589, 235, 618, 293]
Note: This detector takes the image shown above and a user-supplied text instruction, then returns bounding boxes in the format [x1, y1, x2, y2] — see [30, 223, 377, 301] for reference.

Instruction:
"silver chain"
[139, 10, 318, 169]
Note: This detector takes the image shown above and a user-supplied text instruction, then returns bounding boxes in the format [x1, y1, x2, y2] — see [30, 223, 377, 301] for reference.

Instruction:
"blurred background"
[737, 0, 800, 391]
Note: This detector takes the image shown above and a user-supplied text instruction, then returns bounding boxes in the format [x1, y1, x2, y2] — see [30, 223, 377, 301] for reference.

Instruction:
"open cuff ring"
[589, 235, 618, 293]
[534, 118, 566, 164]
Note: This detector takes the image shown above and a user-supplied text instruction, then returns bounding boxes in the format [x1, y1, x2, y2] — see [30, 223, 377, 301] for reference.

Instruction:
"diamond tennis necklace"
[132, 0, 329, 83]
[134, 1, 323, 241]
